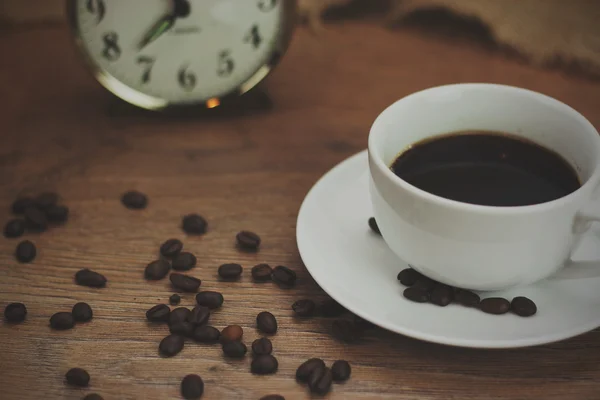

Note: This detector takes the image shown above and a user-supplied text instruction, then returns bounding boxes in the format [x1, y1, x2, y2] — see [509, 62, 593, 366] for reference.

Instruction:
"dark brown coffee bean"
[172, 252, 197, 271]
[188, 306, 210, 326]
[160, 238, 183, 258]
[252, 337, 273, 356]
[218, 263, 243, 280]
[169, 307, 191, 326]
[75, 269, 107, 288]
[72, 302, 93, 322]
[320, 298, 346, 317]
[169, 294, 181, 305]
[511, 296, 537, 317]
[170, 273, 201, 292]
[430, 285, 454, 307]
[50, 312, 75, 330]
[308, 366, 332, 395]
[146, 304, 171, 323]
[159, 334, 184, 357]
[222, 340, 247, 358]
[195, 291, 224, 309]
[35, 192, 59, 210]
[170, 321, 195, 337]
[15, 240, 36, 263]
[332, 319, 361, 343]
[83, 394, 104, 400]
[257, 311, 277, 334]
[4, 219, 26, 238]
[455, 290, 480, 307]
[271, 265, 296, 287]
[413, 277, 436, 292]
[260, 395, 285, 400]
[220, 325, 243, 343]
[181, 374, 204, 399]
[403, 287, 429, 303]
[352, 314, 376, 330]
[121, 190, 147, 209]
[45, 205, 69, 224]
[65, 368, 90, 387]
[397, 268, 422, 286]
[145, 259, 171, 281]
[251, 263, 272, 282]
[182, 214, 207, 235]
[24, 207, 48, 232]
[296, 358, 326, 383]
[331, 360, 351, 382]
[251, 354, 278, 375]
[480, 297, 511, 315]
[192, 325, 221, 343]
[236, 231, 261, 251]
[11, 197, 34, 215]
[4, 302, 27, 323]
[292, 299, 316, 317]
[368, 217, 381, 235]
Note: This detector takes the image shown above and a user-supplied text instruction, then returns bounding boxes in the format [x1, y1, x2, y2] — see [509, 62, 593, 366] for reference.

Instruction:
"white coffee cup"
[368, 83, 600, 291]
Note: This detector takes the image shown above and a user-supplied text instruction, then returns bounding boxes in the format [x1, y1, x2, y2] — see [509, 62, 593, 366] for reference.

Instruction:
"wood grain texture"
[1, 21, 600, 400]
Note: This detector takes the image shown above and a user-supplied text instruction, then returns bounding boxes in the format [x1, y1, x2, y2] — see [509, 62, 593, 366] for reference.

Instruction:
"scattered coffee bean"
[511, 296, 537, 317]
[260, 395, 285, 400]
[72, 302, 93, 322]
[75, 269, 107, 288]
[271, 265, 296, 287]
[169, 307, 191, 326]
[352, 314, 376, 330]
[308, 366, 332, 395]
[292, 299, 316, 317]
[455, 290, 480, 307]
[65, 368, 90, 387]
[83, 394, 104, 400]
[35, 192, 59, 210]
[413, 277, 436, 292]
[170, 273, 201, 292]
[4, 302, 27, 323]
[218, 263, 243, 281]
[50, 312, 75, 330]
[146, 304, 171, 323]
[170, 321, 195, 337]
[45, 205, 69, 223]
[251, 263, 272, 282]
[222, 341, 247, 358]
[331, 360, 351, 382]
[160, 238, 183, 258]
[188, 306, 210, 326]
[121, 190, 148, 209]
[430, 285, 454, 307]
[159, 334, 184, 357]
[192, 325, 221, 343]
[24, 207, 48, 232]
[182, 214, 207, 235]
[252, 337, 273, 356]
[169, 294, 181, 306]
[257, 311, 277, 334]
[181, 374, 204, 399]
[397, 268, 422, 286]
[480, 297, 511, 315]
[236, 231, 261, 251]
[145, 259, 171, 281]
[11, 197, 34, 214]
[195, 291, 224, 309]
[368, 217, 381, 235]
[15, 240, 36, 263]
[251, 354, 279, 375]
[332, 319, 361, 343]
[296, 358, 326, 383]
[403, 287, 430, 303]
[4, 219, 26, 238]
[172, 252, 197, 271]
[220, 325, 243, 343]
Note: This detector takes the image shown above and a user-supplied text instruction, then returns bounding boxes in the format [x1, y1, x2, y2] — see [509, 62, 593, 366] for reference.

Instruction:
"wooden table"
[1, 20, 600, 400]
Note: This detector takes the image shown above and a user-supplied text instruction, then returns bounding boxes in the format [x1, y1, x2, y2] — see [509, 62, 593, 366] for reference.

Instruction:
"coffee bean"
[146, 304, 171, 323]
[403, 287, 429, 303]
[236, 231, 261, 251]
[296, 358, 326, 383]
[251, 354, 278, 375]
[308, 366, 332, 395]
[331, 360, 351, 382]
[292, 299, 316, 317]
[511, 296, 537, 317]
[368, 217, 381, 235]
[195, 291, 224, 309]
[352, 314, 376, 330]
[50, 312, 75, 330]
[480, 297, 511, 315]
[251, 263, 272, 282]
[159, 334, 184, 357]
[218, 263, 243, 280]
[121, 190, 147, 209]
[160, 238, 183, 258]
[11, 197, 34, 215]
[455, 290, 480, 307]
[65, 368, 90, 387]
[271, 265, 296, 287]
[188, 306, 210, 326]
[4, 302, 27, 323]
[181, 374, 204, 399]
[192, 325, 221, 343]
[15, 240, 36, 263]
[332, 319, 361, 343]
[252, 337, 273, 356]
[182, 214, 207, 235]
[172, 252, 197, 271]
[170, 273, 201, 292]
[430, 285, 454, 307]
[75, 269, 107, 288]
[260, 395, 285, 400]
[45, 205, 69, 224]
[169, 307, 191, 326]
[83, 394, 104, 400]
[256, 311, 277, 334]
[413, 277, 436, 292]
[170, 321, 195, 337]
[220, 325, 243, 343]
[72, 302, 93, 322]
[24, 207, 48, 232]
[397, 268, 422, 286]
[35, 192, 59, 210]
[4, 219, 26, 238]
[222, 341, 247, 358]
[170, 294, 181, 306]
[145, 259, 171, 281]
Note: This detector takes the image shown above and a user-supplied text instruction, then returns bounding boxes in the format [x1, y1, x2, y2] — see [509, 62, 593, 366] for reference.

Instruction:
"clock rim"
[65, 0, 298, 111]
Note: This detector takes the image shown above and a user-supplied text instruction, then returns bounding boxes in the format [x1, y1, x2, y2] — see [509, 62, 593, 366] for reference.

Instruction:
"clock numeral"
[86, 0, 106, 24]
[178, 65, 196, 91]
[258, 0, 277, 11]
[136, 56, 156, 84]
[244, 24, 262, 49]
[102, 32, 121, 61]
[217, 50, 234, 77]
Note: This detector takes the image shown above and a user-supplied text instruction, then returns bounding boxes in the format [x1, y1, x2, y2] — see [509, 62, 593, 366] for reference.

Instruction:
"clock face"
[71, 0, 292, 108]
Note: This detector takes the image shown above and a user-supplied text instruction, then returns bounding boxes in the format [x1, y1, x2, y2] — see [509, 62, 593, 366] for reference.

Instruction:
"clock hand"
[137, 0, 191, 51]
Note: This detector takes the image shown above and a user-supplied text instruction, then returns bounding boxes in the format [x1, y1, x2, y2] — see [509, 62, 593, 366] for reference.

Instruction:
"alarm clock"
[66, 0, 297, 110]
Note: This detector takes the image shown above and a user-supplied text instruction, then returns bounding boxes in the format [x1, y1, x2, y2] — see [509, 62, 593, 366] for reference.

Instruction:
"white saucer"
[296, 150, 600, 348]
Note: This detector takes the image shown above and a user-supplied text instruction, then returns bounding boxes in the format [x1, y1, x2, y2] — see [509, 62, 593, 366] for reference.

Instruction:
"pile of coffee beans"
[50, 302, 94, 330]
[296, 358, 351, 395]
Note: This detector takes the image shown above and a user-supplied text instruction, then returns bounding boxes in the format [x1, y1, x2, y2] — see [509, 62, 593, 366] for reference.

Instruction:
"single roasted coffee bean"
[331, 360, 351, 382]
[4, 219, 26, 238]
[256, 311, 277, 334]
[320, 299, 346, 317]
[159, 334, 184, 357]
[236, 231, 261, 251]
[15, 240, 36, 263]
[181, 374, 204, 399]
[397, 268, 422, 286]
[170, 293, 181, 305]
[172, 252, 197, 271]
[292, 299, 316, 317]
[35, 192, 59, 210]
[160, 238, 183, 258]
[192, 325, 221, 343]
[271, 265, 296, 287]
[413, 277, 436, 292]
[121, 190, 148, 209]
[65, 368, 90, 387]
[455, 290, 480, 307]
[296, 358, 326, 383]
[24, 207, 48, 232]
[332, 319, 361, 343]
[430, 285, 454, 307]
[368, 217, 381, 235]
[72, 302, 93, 322]
[308, 366, 332, 395]
[75, 269, 107, 288]
[252, 337, 273, 356]
[169, 307, 191, 326]
[170, 273, 201, 292]
[480, 297, 511, 315]
[218, 263, 243, 280]
[195, 291, 224, 309]
[11, 197, 34, 214]
[188, 306, 210, 326]
[251, 354, 279, 375]
[146, 304, 171, 323]
[251, 264, 273, 282]
[83, 394, 104, 400]
[45, 205, 69, 224]
[222, 341, 247, 358]
[145, 259, 171, 281]
[220, 325, 243, 343]
[50, 312, 75, 330]
[403, 287, 430, 303]
[4, 302, 27, 323]
[170, 321, 195, 337]
[511, 296, 537, 317]
[182, 214, 207, 235]
[260, 396, 285, 400]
